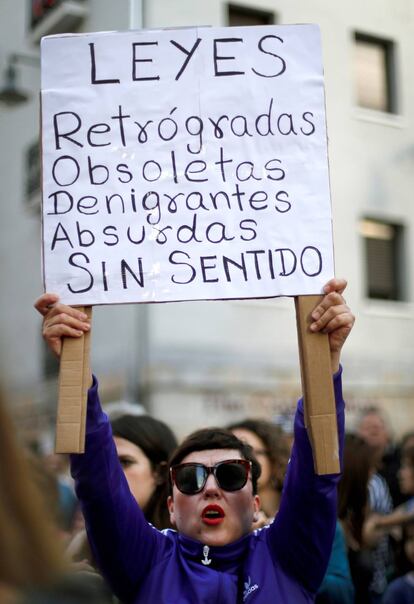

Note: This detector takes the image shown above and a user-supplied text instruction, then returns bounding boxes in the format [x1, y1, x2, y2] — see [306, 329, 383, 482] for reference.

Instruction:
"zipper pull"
[201, 544, 212, 566]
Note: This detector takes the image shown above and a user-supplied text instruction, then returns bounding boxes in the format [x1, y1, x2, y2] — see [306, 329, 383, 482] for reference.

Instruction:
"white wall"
[1, 0, 413, 439]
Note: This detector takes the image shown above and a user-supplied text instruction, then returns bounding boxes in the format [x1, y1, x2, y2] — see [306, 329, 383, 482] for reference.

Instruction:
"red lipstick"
[201, 504, 225, 526]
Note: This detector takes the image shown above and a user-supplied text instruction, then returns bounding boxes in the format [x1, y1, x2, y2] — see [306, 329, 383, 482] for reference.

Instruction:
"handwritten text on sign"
[41, 24, 334, 305]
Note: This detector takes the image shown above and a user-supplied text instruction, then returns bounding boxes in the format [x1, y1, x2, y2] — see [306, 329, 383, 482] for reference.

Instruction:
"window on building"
[359, 218, 405, 301]
[354, 33, 397, 113]
[25, 140, 41, 202]
[31, 0, 60, 28]
[227, 4, 275, 26]
[29, 0, 88, 42]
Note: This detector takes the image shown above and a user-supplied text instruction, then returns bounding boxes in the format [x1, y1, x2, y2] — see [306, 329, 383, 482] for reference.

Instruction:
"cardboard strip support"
[295, 295, 340, 475]
[55, 306, 92, 454]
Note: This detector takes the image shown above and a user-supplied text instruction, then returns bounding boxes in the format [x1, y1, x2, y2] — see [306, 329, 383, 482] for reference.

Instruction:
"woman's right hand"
[34, 293, 91, 357]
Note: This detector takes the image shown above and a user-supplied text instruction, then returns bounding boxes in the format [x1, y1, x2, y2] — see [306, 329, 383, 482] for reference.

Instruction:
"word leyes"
[89, 34, 287, 85]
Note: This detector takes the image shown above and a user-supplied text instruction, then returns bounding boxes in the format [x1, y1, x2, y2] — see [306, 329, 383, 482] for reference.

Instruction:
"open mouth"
[201, 504, 225, 526]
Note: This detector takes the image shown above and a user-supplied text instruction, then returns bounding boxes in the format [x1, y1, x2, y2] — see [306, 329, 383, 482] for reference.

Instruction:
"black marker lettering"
[300, 246, 322, 276]
[169, 250, 196, 284]
[121, 258, 145, 288]
[89, 43, 120, 84]
[223, 254, 247, 281]
[252, 36, 286, 78]
[214, 38, 244, 76]
[51, 223, 73, 250]
[53, 112, 83, 150]
[132, 42, 160, 81]
[171, 38, 202, 80]
[200, 255, 219, 283]
[68, 253, 93, 293]
[52, 156, 80, 187]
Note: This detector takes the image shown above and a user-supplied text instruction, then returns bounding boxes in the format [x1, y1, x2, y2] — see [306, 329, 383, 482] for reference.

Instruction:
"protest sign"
[41, 24, 334, 305]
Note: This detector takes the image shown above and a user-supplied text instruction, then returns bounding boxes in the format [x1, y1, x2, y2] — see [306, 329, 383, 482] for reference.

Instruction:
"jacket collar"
[177, 532, 251, 572]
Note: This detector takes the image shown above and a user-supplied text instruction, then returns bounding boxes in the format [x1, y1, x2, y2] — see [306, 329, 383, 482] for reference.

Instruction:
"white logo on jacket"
[243, 576, 259, 601]
[201, 545, 212, 565]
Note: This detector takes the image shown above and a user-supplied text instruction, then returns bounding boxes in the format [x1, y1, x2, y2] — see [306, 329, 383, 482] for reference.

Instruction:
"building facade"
[1, 0, 413, 441]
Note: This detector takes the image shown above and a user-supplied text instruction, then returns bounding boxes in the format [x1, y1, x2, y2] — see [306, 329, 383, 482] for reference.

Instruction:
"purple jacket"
[71, 369, 345, 603]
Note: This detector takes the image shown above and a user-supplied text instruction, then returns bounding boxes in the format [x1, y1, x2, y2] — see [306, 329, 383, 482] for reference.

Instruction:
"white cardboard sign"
[41, 24, 334, 305]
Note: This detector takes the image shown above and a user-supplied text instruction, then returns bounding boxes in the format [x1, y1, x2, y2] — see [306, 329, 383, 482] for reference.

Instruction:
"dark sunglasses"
[170, 459, 251, 495]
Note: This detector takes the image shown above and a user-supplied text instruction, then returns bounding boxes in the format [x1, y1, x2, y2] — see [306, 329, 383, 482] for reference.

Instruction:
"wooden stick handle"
[295, 295, 340, 475]
[55, 306, 92, 454]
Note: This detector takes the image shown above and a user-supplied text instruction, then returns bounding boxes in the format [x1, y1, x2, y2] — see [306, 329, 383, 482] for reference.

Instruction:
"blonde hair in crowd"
[0, 387, 65, 590]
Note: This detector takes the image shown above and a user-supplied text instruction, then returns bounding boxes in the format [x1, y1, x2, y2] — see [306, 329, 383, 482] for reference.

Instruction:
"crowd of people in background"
[4, 387, 414, 603]
[2, 282, 414, 602]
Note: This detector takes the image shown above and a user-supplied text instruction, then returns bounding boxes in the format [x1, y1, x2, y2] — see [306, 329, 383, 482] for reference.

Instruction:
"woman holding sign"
[35, 278, 354, 603]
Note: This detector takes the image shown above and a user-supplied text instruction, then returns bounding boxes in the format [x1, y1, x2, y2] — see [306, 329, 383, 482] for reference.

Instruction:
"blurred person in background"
[357, 407, 404, 507]
[357, 409, 401, 602]
[374, 444, 414, 533]
[382, 522, 414, 604]
[111, 413, 178, 529]
[25, 450, 72, 540]
[315, 434, 357, 604]
[67, 413, 178, 571]
[228, 418, 289, 523]
[342, 444, 414, 602]
[0, 386, 108, 604]
[315, 519, 355, 604]
[0, 387, 63, 602]
[337, 433, 377, 604]
[400, 431, 414, 455]
[42, 451, 78, 535]
[366, 470, 394, 602]
[377, 446, 414, 593]
[398, 446, 414, 514]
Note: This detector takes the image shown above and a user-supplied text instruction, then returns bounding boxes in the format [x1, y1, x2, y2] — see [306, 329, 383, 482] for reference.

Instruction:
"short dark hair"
[168, 428, 261, 495]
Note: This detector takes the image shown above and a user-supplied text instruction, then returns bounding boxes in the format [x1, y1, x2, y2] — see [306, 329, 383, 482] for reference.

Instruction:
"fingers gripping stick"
[55, 306, 92, 454]
[295, 295, 340, 475]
